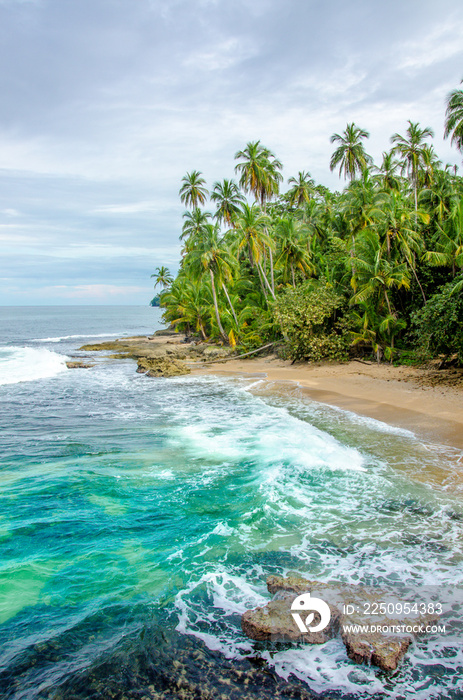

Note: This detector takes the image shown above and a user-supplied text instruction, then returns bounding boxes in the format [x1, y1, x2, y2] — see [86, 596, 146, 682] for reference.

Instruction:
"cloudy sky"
[1, 0, 462, 305]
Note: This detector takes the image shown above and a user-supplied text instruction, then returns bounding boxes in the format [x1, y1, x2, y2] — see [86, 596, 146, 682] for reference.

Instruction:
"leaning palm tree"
[233, 203, 275, 299]
[390, 121, 434, 211]
[179, 170, 209, 209]
[187, 223, 237, 343]
[444, 80, 463, 157]
[330, 123, 372, 181]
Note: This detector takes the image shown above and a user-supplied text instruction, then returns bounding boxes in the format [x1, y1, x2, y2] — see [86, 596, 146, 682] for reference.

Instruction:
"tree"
[350, 228, 411, 318]
[179, 171, 208, 209]
[274, 217, 314, 286]
[330, 123, 372, 181]
[151, 266, 173, 290]
[211, 179, 245, 228]
[444, 80, 463, 157]
[286, 171, 315, 207]
[233, 204, 275, 299]
[187, 223, 237, 343]
[390, 121, 434, 211]
[375, 151, 402, 192]
[234, 141, 283, 206]
[411, 278, 463, 364]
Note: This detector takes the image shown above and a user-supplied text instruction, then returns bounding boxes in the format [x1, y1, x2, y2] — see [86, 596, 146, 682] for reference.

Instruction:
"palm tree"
[350, 228, 411, 317]
[424, 197, 463, 277]
[390, 121, 434, 211]
[444, 80, 463, 157]
[179, 171, 209, 209]
[286, 171, 315, 207]
[233, 204, 275, 299]
[151, 266, 173, 290]
[376, 151, 402, 192]
[234, 141, 283, 293]
[187, 223, 237, 343]
[180, 208, 211, 245]
[211, 179, 245, 228]
[330, 123, 372, 181]
[275, 217, 314, 286]
[234, 141, 283, 206]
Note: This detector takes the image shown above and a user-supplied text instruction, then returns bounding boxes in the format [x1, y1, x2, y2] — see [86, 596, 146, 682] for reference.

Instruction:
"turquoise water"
[0, 307, 462, 699]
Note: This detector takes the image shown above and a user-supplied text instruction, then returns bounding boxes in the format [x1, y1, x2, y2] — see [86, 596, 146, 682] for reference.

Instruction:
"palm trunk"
[291, 263, 295, 287]
[268, 245, 275, 293]
[210, 269, 227, 342]
[257, 261, 276, 300]
[222, 283, 238, 327]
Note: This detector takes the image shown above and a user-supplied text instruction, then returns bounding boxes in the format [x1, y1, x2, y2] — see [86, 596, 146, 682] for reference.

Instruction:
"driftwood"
[190, 342, 276, 366]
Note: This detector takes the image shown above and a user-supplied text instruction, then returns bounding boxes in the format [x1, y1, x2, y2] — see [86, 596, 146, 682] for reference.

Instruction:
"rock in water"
[136, 357, 190, 377]
[241, 575, 440, 673]
[242, 597, 340, 644]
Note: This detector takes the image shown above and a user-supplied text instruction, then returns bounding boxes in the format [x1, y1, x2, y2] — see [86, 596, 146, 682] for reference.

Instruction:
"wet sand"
[190, 356, 463, 450]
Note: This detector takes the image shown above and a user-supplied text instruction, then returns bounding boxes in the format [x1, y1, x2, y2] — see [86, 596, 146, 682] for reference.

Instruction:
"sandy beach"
[190, 355, 463, 450]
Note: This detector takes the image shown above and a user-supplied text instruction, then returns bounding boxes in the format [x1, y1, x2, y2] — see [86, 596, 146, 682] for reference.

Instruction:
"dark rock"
[65, 361, 95, 369]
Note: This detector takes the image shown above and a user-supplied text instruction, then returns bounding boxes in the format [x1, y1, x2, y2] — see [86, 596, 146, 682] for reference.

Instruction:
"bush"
[411, 278, 463, 364]
[273, 281, 349, 361]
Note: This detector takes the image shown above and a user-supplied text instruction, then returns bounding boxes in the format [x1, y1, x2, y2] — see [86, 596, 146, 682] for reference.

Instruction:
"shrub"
[411, 277, 463, 364]
[273, 281, 349, 361]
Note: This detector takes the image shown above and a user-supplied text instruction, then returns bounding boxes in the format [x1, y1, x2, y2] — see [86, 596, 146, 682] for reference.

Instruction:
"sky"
[1, 0, 463, 305]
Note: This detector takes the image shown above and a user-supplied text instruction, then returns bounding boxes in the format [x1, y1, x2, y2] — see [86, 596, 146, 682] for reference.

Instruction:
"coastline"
[190, 356, 463, 451]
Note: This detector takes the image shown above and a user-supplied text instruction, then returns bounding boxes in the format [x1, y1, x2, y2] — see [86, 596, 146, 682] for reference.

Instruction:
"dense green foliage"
[152, 87, 463, 365]
[274, 282, 349, 361]
[411, 278, 463, 363]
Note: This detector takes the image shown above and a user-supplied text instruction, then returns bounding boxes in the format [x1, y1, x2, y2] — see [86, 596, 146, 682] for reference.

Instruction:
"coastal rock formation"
[136, 356, 190, 377]
[242, 575, 439, 673]
[65, 360, 95, 369]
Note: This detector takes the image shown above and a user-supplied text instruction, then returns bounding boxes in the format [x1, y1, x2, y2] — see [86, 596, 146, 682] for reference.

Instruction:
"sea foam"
[0, 346, 68, 385]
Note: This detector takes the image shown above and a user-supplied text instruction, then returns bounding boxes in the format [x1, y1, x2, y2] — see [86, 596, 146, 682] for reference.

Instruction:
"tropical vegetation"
[152, 85, 463, 366]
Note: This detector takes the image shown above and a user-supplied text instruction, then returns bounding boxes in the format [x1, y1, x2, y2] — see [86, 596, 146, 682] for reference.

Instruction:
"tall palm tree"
[330, 123, 372, 181]
[286, 171, 315, 207]
[211, 179, 245, 227]
[390, 121, 434, 211]
[234, 141, 283, 294]
[444, 80, 463, 157]
[179, 171, 209, 209]
[234, 141, 283, 205]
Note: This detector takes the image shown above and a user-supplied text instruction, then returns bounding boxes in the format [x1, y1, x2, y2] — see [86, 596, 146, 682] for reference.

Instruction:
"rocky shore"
[77, 330, 233, 377]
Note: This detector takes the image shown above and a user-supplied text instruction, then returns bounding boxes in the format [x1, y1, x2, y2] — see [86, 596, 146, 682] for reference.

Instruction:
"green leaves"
[273, 281, 349, 361]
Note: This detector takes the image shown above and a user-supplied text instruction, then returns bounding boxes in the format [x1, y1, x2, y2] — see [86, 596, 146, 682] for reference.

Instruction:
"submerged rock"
[136, 356, 190, 377]
[242, 575, 440, 673]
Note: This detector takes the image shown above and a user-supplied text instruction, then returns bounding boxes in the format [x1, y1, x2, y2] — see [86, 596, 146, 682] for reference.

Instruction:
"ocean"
[0, 306, 462, 699]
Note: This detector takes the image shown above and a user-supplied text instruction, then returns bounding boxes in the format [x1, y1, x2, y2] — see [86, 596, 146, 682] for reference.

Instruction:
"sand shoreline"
[190, 356, 463, 450]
